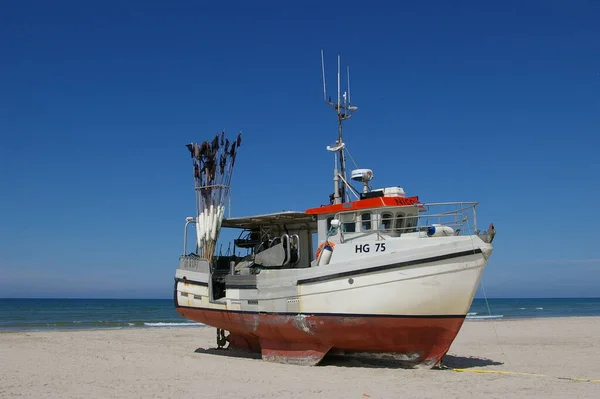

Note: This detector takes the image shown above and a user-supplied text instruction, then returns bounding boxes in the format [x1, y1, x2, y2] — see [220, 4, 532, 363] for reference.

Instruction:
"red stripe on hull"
[177, 307, 465, 367]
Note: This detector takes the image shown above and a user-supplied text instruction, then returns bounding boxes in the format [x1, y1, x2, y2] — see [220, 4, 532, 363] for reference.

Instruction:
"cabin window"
[340, 213, 356, 233]
[380, 212, 394, 232]
[361, 213, 372, 231]
[405, 216, 418, 232]
[343, 222, 356, 233]
[394, 212, 405, 233]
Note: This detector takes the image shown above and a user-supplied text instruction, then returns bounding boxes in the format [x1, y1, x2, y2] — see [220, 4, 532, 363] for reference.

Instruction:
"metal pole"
[338, 118, 347, 202]
[333, 152, 340, 204]
[183, 221, 190, 255]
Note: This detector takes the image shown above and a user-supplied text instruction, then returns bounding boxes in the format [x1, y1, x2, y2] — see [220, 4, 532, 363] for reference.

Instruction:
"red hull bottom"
[176, 306, 465, 367]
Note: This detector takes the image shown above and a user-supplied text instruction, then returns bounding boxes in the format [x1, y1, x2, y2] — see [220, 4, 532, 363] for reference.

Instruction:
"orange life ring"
[315, 241, 335, 260]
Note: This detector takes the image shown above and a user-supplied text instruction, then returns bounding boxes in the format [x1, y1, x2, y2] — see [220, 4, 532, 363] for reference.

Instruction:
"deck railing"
[334, 201, 479, 242]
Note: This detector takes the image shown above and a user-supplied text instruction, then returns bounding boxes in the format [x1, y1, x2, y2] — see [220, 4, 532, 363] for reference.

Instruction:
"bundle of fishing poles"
[186, 131, 242, 261]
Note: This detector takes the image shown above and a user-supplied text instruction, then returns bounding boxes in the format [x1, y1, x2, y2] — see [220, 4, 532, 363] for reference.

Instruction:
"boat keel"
[228, 331, 261, 352]
[259, 339, 331, 366]
[178, 306, 465, 368]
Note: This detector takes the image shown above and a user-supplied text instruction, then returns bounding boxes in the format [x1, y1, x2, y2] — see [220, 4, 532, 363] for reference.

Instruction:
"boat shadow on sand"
[193, 347, 503, 369]
[194, 347, 262, 360]
[320, 354, 503, 369]
[439, 354, 504, 369]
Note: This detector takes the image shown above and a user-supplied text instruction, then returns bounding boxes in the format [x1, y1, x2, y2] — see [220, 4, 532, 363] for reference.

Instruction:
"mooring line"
[462, 282, 600, 384]
[452, 368, 600, 383]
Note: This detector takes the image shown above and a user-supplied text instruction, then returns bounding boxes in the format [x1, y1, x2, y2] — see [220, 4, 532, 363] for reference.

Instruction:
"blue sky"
[0, 0, 598, 298]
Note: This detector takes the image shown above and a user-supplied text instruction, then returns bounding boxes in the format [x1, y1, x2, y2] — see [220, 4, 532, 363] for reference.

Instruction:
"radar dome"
[351, 169, 374, 182]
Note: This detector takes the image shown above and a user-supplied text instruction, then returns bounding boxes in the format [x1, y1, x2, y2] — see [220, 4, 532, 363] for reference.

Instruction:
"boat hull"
[175, 239, 492, 366]
[176, 306, 465, 367]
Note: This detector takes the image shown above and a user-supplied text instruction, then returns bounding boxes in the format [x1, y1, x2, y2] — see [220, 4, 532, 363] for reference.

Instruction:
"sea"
[1, 298, 599, 332]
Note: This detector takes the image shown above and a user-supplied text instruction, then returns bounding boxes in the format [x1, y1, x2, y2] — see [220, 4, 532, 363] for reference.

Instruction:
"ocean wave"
[143, 322, 205, 327]
[0, 320, 205, 332]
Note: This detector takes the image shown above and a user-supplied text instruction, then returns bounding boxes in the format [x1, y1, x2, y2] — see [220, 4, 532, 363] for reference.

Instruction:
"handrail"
[417, 201, 479, 207]
[291, 234, 300, 265]
[334, 201, 479, 243]
[183, 219, 196, 255]
[281, 234, 291, 265]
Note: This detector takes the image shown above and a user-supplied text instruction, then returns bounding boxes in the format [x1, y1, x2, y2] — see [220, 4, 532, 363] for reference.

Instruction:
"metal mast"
[321, 50, 358, 204]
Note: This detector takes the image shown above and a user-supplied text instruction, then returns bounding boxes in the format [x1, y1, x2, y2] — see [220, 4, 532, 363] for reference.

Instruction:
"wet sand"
[1, 317, 598, 398]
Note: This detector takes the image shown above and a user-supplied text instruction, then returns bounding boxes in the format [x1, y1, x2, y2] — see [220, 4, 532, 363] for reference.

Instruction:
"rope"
[479, 278, 514, 371]
[452, 368, 600, 383]
[455, 277, 596, 384]
[344, 147, 359, 169]
[327, 225, 339, 238]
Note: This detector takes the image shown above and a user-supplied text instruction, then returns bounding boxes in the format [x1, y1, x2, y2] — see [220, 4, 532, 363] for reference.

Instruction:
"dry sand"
[1, 317, 599, 398]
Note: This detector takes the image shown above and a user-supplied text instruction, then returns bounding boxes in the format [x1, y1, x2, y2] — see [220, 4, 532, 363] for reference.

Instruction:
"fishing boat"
[173, 53, 496, 367]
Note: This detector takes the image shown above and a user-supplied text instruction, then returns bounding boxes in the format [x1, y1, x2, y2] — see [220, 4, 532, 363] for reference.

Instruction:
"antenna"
[347, 66, 351, 105]
[320, 50, 359, 204]
[321, 50, 327, 103]
[337, 55, 341, 112]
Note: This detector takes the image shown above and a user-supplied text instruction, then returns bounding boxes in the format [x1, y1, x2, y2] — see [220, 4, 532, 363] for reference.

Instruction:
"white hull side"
[297, 251, 486, 315]
[176, 248, 489, 317]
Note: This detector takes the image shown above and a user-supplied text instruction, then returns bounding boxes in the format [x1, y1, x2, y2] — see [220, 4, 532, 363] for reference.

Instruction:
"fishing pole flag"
[186, 131, 242, 261]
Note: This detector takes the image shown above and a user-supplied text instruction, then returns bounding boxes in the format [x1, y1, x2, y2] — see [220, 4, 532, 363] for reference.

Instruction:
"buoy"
[316, 242, 335, 266]
[426, 224, 455, 237]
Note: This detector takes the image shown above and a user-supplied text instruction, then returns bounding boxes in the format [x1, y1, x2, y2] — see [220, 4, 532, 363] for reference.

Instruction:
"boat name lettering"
[355, 243, 386, 253]
[394, 197, 417, 206]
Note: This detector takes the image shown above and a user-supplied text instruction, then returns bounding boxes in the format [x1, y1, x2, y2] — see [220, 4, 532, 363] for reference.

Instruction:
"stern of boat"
[173, 254, 211, 310]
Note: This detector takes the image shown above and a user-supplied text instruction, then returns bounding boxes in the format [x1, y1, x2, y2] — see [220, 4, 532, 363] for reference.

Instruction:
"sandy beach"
[1, 317, 598, 398]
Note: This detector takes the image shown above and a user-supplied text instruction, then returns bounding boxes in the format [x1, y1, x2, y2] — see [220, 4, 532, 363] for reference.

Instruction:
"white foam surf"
[143, 322, 205, 327]
[466, 314, 504, 320]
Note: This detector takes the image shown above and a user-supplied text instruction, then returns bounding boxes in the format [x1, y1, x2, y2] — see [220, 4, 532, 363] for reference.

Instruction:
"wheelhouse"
[306, 189, 423, 244]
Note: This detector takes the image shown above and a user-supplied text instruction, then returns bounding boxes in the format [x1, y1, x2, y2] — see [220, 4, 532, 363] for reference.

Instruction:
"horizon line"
[1, 296, 600, 300]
